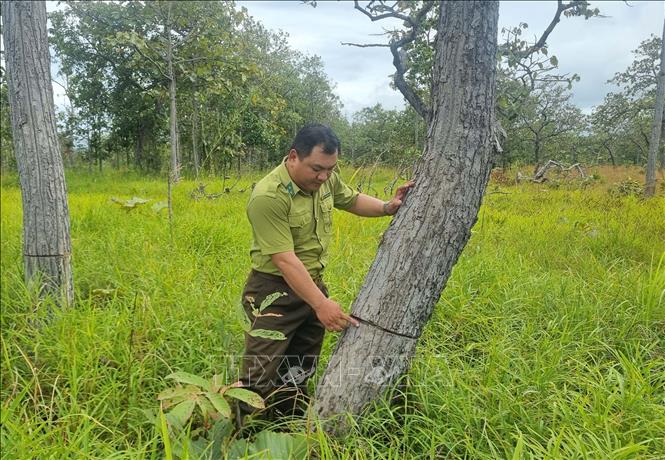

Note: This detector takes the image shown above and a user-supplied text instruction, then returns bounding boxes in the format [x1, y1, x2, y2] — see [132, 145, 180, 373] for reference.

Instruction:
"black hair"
[290, 124, 341, 158]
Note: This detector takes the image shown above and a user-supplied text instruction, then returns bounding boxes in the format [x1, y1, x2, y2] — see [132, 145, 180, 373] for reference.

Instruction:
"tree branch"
[129, 42, 170, 81]
[522, 0, 586, 58]
[341, 42, 390, 48]
[351, 1, 433, 120]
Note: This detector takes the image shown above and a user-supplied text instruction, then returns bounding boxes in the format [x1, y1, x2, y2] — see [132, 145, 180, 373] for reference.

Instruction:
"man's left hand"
[384, 180, 415, 215]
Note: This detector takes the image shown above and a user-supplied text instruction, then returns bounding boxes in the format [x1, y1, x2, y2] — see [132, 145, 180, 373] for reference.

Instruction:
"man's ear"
[287, 149, 298, 162]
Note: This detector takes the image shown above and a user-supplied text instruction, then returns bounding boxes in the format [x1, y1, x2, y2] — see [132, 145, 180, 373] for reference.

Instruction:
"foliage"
[1, 168, 663, 458]
[608, 177, 644, 197]
[589, 35, 662, 167]
[344, 104, 425, 165]
[48, 1, 343, 176]
[0, 62, 14, 171]
[240, 291, 288, 341]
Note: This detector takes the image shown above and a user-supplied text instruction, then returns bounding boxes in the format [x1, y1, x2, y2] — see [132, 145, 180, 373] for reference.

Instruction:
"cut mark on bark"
[24, 253, 72, 257]
[350, 314, 419, 340]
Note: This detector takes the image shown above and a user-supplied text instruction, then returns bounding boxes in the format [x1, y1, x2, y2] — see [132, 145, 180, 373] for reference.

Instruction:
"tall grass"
[1, 168, 663, 459]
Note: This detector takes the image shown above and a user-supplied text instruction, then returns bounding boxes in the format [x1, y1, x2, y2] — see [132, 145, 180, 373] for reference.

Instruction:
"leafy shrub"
[609, 177, 643, 197]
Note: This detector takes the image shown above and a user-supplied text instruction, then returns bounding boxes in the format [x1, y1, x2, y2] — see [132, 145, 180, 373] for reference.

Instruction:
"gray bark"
[166, 3, 180, 182]
[2, 1, 74, 304]
[645, 18, 665, 197]
[192, 96, 200, 179]
[315, 0, 499, 425]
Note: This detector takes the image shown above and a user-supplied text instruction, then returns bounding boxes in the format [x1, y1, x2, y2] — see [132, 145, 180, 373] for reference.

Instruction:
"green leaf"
[152, 201, 168, 213]
[549, 55, 558, 67]
[196, 395, 217, 420]
[237, 302, 251, 332]
[249, 329, 287, 341]
[210, 419, 234, 455]
[224, 388, 265, 409]
[259, 291, 287, 311]
[157, 385, 198, 402]
[227, 431, 308, 460]
[159, 407, 174, 460]
[166, 400, 196, 429]
[206, 392, 232, 418]
[166, 372, 212, 392]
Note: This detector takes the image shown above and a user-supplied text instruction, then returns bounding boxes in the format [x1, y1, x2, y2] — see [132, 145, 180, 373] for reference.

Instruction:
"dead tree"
[314, 0, 589, 428]
[517, 159, 587, 183]
[2, 1, 74, 304]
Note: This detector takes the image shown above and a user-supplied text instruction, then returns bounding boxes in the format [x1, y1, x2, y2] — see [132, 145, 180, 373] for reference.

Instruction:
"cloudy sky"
[237, 1, 664, 116]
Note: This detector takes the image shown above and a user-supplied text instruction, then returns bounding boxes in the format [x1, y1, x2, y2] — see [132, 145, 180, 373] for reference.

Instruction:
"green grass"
[1, 168, 664, 459]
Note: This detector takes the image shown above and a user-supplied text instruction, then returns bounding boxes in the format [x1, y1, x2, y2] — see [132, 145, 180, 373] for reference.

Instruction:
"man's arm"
[271, 251, 359, 332]
[347, 180, 415, 217]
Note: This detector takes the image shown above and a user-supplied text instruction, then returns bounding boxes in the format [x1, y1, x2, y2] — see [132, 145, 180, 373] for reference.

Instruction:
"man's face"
[287, 144, 338, 193]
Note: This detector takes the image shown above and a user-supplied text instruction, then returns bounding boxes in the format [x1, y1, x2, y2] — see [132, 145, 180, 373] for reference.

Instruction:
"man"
[237, 124, 414, 426]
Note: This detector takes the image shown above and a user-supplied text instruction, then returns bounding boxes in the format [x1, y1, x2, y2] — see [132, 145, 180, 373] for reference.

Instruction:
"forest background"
[1, 1, 664, 175]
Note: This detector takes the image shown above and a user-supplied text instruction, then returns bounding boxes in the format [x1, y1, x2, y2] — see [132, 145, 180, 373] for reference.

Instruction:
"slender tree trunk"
[314, 0, 499, 424]
[645, 18, 665, 197]
[603, 143, 616, 166]
[166, 3, 180, 182]
[192, 96, 200, 179]
[2, 1, 74, 305]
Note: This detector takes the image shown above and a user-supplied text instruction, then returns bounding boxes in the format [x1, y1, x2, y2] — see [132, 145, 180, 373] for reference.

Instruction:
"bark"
[645, 18, 665, 197]
[166, 3, 180, 182]
[2, 1, 74, 304]
[602, 142, 616, 166]
[314, 0, 499, 425]
[135, 122, 144, 170]
[192, 96, 200, 179]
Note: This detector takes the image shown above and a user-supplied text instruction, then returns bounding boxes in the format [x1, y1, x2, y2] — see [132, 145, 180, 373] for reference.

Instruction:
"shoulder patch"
[286, 182, 296, 197]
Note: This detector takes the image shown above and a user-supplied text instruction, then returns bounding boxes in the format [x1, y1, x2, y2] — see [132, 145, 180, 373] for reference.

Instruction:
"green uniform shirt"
[247, 160, 359, 278]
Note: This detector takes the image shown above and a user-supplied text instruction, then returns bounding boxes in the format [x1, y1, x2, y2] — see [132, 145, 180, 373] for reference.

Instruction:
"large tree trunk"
[2, 1, 74, 304]
[645, 18, 665, 197]
[314, 0, 499, 424]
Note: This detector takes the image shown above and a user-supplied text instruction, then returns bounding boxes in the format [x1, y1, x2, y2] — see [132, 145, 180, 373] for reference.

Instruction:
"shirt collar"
[277, 157, 303, 197]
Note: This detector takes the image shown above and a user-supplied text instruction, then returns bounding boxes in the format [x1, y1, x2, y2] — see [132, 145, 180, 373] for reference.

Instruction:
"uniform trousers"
[238, 269, 327, 422]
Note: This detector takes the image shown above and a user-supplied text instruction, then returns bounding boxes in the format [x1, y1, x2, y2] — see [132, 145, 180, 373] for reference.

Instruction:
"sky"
[236, 0, 664, 116]
[45, 1, 664, 117]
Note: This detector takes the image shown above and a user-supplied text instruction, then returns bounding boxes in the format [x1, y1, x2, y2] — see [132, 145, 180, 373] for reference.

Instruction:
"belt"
[251, 269, 324, 286]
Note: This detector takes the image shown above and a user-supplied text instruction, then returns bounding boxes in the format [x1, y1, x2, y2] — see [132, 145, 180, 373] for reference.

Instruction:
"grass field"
[1, 166, 664, 459]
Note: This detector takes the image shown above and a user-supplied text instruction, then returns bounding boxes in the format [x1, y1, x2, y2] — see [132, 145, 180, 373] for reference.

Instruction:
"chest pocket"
[320, 199, 333, 233]
[288, 210, 313, 243]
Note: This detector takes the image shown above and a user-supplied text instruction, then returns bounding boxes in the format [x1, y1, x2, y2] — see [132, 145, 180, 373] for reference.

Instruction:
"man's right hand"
[312, 298, 360, 332]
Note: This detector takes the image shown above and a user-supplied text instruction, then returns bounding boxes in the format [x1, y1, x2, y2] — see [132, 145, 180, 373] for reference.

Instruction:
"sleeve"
[330, 171, 359, 210]
[247, 194, 294, 255]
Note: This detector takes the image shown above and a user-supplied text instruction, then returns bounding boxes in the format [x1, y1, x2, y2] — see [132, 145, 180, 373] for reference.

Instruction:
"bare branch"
[353, 0, 411, 24]
[341, 42, 390, 48]
[350, 1, 434, 120]
[523, 0, 585, 57]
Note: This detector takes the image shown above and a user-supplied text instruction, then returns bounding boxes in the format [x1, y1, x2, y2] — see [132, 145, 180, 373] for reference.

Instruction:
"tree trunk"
[166, 3, 180, 182]
[603, 142, 616, 166]
[314, 0, 499, 425]
[533, 138, 541, 168]
[645, 18, 665, 197]
[2, 1, 74, 305]
[192, 96, 200, 179]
